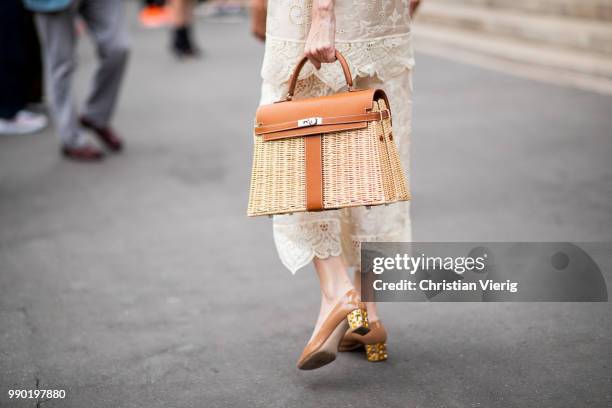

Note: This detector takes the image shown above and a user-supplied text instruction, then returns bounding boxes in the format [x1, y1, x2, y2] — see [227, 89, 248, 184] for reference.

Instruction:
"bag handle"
[285, 50, 353, 101]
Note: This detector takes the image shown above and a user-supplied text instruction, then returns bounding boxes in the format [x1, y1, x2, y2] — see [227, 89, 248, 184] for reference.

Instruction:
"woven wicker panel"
[248, 134, 306, 216]
[372, 99, 397, 202]
[321, 124, 386, 209]
[377, 99, 411, 201]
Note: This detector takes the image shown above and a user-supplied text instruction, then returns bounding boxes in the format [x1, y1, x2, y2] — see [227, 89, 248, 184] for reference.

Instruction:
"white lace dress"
[260, 0, 415, 273]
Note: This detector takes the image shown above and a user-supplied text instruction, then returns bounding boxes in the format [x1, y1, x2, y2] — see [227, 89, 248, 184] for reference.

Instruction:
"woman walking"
[257, 0, 415, 369]
[169, 0, 200, 57]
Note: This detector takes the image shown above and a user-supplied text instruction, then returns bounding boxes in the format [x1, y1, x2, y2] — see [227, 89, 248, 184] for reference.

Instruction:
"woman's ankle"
[314, 255, 355, 304]
[320, 280, 354, 305]
[363, 301, 380, 322]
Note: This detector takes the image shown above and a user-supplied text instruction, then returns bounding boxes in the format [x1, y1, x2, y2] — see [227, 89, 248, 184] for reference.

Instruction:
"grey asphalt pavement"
[1, 6, 611, 408]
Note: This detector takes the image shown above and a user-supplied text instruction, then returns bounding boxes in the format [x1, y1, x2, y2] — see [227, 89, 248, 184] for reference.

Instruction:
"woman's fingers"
[307, 55, 322, 70]
[305, 47, 322, 70]
[307, 56, 321, 70]
[305, 44, 334, 70]
[319, 45, 336, 63]
[313, 47, 325, 68]
[314, 46, 326, 65]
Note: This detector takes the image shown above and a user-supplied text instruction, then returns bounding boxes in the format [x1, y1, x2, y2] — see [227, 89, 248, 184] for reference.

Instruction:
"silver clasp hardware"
[297, 117, 323, 127]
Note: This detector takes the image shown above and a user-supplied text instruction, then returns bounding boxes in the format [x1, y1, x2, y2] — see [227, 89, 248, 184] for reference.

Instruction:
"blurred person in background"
[24, 0, 129, 162]
[169, 0, 200, 57]
[139, 0, 171, 28]
[0, 0, 48, 135]
[259, 0, 415, 369]
[250, 0, 266, 42]
[205, 0, 244, 16]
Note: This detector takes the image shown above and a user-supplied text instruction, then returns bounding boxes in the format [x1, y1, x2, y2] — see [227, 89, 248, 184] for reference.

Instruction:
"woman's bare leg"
[354, 269, 380, 322]
[169, 0, 194, 26]
[311, 255, 354, 335]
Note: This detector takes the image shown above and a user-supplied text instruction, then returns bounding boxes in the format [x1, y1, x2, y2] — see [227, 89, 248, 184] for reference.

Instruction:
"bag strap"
[285, 50, 353, 101]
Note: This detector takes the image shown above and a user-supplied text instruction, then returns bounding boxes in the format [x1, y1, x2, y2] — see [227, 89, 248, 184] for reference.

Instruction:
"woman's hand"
[304, 0, 336, 70]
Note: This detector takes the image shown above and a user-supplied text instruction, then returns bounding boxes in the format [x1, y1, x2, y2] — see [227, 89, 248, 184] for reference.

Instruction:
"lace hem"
[273, 218, 343, 274]
[272, 221, 412, 274]
[261, 33, 415, 92]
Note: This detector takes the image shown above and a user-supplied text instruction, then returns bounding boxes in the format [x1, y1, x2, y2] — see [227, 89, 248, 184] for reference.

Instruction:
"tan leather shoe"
[339, 307, 388, 362]
[297, 289, 370, 370]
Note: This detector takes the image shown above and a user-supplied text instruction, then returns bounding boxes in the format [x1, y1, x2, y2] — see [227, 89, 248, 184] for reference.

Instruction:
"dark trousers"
[0, 0, 43, 119]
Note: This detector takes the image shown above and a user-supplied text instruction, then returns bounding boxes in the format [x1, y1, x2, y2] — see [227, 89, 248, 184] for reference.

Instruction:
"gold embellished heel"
[339, 317, 388, 362]
[347, 308, 370, 335]
[365, 342, 388, 362]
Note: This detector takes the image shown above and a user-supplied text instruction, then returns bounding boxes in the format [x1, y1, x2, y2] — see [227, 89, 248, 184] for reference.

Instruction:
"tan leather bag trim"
[287, 51, 353, 101]
[305, 135, 323, 211]
[255, 88, 379, 132]
[261, 122, 367, 142]
[255, 111, 389, 136]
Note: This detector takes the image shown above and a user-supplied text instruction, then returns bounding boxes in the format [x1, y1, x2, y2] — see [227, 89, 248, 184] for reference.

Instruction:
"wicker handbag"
[247, 50, 410, 217]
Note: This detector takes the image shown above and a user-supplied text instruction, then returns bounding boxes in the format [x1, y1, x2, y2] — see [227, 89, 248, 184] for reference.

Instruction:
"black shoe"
[171, 25, 200, 58]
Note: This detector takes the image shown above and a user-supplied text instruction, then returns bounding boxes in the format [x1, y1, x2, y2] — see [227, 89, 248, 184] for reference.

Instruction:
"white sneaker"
[0, 110, 48, 135]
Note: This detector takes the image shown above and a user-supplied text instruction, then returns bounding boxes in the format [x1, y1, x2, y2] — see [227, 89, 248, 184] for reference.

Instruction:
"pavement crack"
[34, 376, 52, 407]
[16, 307, 46, 406]
[35, 376, 43, 408]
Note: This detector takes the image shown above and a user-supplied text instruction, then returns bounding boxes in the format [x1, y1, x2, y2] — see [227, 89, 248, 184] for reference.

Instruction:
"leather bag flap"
[255, 88, 389, 141]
